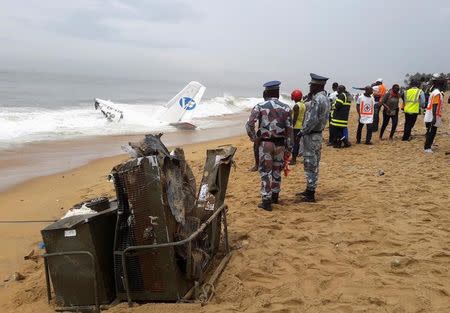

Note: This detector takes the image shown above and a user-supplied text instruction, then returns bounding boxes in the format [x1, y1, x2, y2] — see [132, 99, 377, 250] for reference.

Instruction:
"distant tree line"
[404, 72, 449, 89]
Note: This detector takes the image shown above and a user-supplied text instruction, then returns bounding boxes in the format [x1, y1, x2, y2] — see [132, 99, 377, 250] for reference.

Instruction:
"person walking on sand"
[356, 86, 375, 145]
[401, 79, 425, 141]
[371, 78, 387, 132]
[295, 73, 330, 203]
[379, 84, 402, 140]
[290, 89, 306, 165]
[424, 75, 445, 153]
[246, 81, 293, 211]
[249, 90, 269, 172]
[330, 85, 352, 148]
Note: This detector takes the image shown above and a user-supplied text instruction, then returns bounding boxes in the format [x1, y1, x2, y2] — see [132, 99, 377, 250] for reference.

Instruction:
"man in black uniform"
[330, 85, 352, 148]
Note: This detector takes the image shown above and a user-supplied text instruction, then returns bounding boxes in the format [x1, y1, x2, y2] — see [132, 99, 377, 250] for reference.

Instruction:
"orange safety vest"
[378, 84, 387, 97]
[427, 92, 443, 117]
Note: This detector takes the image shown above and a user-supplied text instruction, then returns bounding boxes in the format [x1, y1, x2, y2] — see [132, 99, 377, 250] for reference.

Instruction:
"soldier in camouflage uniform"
[246, 81, 293, 211]
[296, 73, 330, 202]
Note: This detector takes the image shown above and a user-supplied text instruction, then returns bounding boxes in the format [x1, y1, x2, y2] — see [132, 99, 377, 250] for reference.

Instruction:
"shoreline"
[0, 111, 249, 192]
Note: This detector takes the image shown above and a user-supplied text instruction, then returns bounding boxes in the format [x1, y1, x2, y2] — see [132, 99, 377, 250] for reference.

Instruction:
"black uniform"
[330, 92, 351, 147]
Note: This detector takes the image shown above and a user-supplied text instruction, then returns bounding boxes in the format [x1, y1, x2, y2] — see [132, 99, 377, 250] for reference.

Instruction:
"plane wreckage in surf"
[94, 81, 206, 130]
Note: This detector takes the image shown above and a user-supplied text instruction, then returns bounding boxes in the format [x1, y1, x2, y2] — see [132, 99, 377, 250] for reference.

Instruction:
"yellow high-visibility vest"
[404, 87, 421, 114]
[292, 101, 306, 129]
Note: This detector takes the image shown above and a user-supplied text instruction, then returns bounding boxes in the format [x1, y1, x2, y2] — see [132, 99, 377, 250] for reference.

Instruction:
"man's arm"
[292, 104, 299, 127]
[381, 92, 389, 110]
[372, 85, 380, 97]
[245, 106, 259, 141]
[285, 109, 293, 152]
[300, 101, 319, 135]
[334, 94, 345, 110]
[400, 91, 405, 110]
[419, 91, 426, 109]
[432, 103, 438, 125]
[356, 96, 361, 114]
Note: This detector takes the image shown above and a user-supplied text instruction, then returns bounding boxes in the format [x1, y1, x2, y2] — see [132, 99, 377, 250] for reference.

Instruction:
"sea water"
[0, 70, 267, 150]
[0, 70, 278, 190]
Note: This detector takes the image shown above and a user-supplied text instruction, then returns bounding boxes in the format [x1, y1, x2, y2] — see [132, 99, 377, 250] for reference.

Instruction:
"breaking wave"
[0, 95, 267, 148]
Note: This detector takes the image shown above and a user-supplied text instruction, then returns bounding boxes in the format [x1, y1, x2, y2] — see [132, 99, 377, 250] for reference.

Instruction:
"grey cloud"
[0, 0, 449, 95]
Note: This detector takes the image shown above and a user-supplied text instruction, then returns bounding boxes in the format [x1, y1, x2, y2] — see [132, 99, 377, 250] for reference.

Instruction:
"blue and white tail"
[161, 81, 206, 125]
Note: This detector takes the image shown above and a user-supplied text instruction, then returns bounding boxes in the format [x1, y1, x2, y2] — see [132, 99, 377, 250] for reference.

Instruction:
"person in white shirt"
[424, 77, 445, 153]
[356, 86, 375, 145]
[327, 82, 339, 145]
[371, 78, 387, 132]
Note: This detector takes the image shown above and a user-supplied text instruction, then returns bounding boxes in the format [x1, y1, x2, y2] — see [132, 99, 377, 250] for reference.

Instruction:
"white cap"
[432, 73, 440, 78]
[376, 78, 383, 83]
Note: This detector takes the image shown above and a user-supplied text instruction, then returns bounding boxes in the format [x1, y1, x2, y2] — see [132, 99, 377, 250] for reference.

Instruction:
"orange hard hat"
[291, 89, 303, 102]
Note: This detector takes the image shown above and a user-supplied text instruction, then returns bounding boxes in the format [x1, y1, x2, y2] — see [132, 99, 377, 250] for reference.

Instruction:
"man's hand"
[432, 117, 437, 125]
[284, 150, 292, 160]
[283, 151, 292, 177]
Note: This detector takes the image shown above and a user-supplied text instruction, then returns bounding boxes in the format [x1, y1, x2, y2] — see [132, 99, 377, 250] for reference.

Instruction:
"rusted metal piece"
[120, 203, 229, 306]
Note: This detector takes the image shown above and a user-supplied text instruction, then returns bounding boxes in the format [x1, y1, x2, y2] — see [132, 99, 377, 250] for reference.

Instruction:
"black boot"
[297, 189, 315, 202]
[272, 193, 279, 204]
[258, 198, 272, 211]
[295, 188, 308, 197]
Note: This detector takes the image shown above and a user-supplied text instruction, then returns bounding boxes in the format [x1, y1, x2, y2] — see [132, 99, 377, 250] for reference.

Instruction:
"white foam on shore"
[0, 95, 265, 149]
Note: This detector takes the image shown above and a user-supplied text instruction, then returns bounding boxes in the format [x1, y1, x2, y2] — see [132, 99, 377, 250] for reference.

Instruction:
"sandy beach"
[0, 111, 249, 191]
[1, 105, 450, 312]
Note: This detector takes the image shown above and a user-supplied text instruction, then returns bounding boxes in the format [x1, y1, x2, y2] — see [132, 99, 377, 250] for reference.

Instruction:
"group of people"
[331, 76, 446, 151]
[246, 74, 330, 211]
[245, 74, 447, 211]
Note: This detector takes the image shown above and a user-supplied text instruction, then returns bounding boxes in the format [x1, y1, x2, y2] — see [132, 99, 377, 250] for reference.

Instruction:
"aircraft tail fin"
[161, 81, 206, 124]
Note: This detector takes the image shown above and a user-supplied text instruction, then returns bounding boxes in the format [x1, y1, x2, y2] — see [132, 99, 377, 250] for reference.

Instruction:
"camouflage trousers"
[258, 141, 285, 200]
[302, 133, 322, 191]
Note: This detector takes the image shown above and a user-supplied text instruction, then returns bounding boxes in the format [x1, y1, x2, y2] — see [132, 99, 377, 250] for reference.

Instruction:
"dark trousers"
[424, 122, 437, 150]
[402, 113, 418, 141]
[292, 129, 301, 158]
[356, 122, 373, 143]
[343, 127, 349, 141]
[380, 109, 399, 139]
[253, 141, 259, 167]
[332, 126, 348, 147]
[328, 125, 335, 144]
[372, 102, 381, 132]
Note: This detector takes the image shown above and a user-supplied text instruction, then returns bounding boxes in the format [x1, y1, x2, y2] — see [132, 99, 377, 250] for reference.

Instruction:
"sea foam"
[0, 95, 267, 148]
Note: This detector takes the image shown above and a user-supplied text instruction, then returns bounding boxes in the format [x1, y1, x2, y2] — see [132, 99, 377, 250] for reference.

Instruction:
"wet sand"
[0, 111, 249, 191]
[1, 104, 450, 312]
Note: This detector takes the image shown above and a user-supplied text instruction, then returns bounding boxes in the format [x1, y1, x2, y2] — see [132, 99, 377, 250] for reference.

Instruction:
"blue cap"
[309, 73, 329, 85]
[263, 80, 281, 90]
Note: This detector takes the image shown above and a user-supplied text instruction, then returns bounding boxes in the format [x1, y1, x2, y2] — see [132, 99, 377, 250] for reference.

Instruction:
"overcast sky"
[0, 0, 449, 94]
